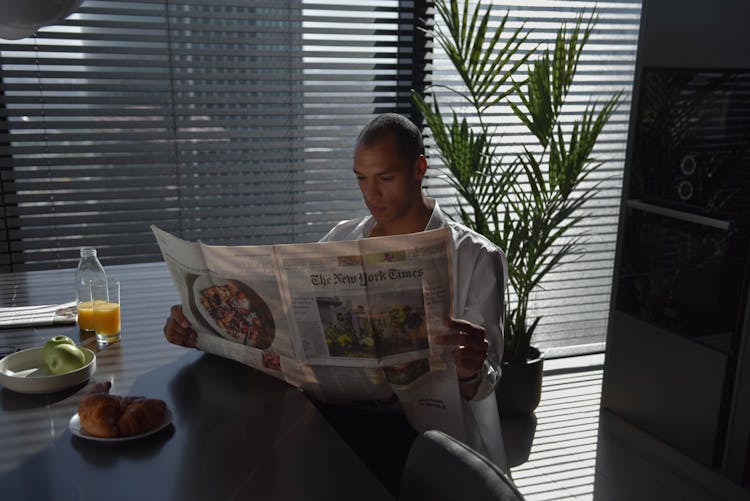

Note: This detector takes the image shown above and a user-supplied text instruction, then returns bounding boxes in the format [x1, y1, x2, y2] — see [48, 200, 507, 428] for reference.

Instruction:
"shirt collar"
[424, 197, 447, 231]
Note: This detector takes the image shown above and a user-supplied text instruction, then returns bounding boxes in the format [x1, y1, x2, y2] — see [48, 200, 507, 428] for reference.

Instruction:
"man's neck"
[369, 196, 434, 238]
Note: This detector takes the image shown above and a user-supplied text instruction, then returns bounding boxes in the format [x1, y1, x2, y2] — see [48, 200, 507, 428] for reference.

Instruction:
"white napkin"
[0, 301, 77, 329]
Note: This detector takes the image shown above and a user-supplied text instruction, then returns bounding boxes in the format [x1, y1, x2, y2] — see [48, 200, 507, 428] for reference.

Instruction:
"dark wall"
[638, 0, 750, 69]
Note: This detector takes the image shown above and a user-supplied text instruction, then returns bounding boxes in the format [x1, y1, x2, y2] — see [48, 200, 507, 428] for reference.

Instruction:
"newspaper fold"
[0, 301, 77, 329]
[152, 225, 465, 439]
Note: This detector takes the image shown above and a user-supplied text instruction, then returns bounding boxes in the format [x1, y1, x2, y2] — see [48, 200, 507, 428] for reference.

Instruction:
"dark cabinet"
[602, 0, 750, 485]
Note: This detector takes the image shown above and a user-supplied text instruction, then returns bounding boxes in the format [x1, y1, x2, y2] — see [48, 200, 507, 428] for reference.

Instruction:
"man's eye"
[380, 176, 394, 181]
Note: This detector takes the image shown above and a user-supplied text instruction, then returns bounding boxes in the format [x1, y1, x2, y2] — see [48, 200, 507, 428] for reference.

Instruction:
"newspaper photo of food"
[262, 351, 281, 371]
[195, 277, 275, 349]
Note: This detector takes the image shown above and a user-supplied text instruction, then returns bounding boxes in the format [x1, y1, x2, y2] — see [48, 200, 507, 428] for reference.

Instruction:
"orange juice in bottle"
[75, 247, 107, 332]
[77, 301, 95, 331]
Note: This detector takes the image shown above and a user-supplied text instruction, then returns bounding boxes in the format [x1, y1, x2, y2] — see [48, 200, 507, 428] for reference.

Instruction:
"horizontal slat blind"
[425, 0, 642, 356]
[0, 0, 430, 270]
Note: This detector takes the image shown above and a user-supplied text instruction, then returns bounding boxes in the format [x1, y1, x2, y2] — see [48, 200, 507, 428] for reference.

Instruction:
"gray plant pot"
[496, 346, 544, 417]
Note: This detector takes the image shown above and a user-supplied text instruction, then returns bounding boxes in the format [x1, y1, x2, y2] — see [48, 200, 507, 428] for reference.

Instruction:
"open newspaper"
[152, 225, 465, 439]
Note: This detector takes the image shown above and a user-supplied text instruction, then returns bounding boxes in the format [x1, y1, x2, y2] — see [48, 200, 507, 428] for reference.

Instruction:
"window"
[0, 0, 430, 270]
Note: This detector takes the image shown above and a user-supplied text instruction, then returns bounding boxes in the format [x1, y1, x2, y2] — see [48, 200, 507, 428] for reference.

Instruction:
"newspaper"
[152, 225, 465, 439]
[0, 301, 77, 329]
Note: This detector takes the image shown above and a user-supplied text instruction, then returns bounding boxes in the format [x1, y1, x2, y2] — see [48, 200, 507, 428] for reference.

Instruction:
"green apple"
[45, 343, 87, 375]
[43, 335, 76, 366]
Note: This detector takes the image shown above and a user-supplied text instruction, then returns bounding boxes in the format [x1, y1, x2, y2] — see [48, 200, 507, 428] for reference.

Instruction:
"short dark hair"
[356, 113, 425, 162]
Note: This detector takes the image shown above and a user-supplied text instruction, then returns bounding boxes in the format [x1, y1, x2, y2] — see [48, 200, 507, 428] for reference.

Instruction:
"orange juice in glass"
[92, 282, 121, 342]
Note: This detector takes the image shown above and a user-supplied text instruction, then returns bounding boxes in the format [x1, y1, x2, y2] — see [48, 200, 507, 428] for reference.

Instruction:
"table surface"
[0, 262, 394, 501]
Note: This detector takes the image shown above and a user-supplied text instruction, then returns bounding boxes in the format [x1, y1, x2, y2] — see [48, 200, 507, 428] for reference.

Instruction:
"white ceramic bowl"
[0, 346, 96, 394]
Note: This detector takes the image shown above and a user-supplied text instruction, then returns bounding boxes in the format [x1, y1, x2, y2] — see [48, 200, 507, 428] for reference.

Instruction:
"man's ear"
[413, 155, 427, 181]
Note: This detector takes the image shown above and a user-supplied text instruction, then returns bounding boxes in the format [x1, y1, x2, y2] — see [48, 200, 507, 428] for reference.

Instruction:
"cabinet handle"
[627, 199, 731, 231]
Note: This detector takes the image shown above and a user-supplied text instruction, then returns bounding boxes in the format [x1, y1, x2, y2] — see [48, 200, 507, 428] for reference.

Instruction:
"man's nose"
[363, 180, 381, 200]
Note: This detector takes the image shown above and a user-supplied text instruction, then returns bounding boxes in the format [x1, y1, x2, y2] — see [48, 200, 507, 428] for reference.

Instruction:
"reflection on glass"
[618, 68, 750, 353]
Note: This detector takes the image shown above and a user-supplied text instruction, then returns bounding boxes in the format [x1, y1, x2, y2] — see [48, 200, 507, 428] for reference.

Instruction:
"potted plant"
[413, 0, 621, 415]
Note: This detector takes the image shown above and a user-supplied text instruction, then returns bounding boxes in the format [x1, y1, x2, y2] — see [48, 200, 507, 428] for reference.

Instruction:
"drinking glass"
[92, 281, 121, 343]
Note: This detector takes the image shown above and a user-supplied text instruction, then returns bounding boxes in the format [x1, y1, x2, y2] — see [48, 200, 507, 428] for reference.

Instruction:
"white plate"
[0, 346, 96, 394]
[69, 407, 173, 442]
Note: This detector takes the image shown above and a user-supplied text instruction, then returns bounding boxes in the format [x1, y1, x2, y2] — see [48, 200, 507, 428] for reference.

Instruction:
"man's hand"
[163, 305, 198, 348]
[433, 318, 488, 398]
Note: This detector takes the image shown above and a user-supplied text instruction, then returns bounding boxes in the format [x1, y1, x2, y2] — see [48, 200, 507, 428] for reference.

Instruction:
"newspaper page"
[151, 225, 465, 439]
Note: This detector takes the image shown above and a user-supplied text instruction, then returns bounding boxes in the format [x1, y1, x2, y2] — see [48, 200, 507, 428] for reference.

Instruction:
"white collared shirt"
[320, 197, 509, 468]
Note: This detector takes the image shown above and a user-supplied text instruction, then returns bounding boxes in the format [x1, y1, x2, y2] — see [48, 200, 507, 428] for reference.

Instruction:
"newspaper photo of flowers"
[316, 290, 428, 359]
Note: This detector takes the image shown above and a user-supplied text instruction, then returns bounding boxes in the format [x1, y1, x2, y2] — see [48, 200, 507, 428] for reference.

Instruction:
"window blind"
[0, 0, 430, 271]
[424, 0, 642, 357]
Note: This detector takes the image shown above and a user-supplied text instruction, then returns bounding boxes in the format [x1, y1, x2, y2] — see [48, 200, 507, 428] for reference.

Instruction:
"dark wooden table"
[0, 262, 394, 501]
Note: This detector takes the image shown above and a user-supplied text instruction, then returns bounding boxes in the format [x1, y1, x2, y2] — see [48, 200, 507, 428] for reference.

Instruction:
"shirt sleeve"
[459, 243, 507, 401]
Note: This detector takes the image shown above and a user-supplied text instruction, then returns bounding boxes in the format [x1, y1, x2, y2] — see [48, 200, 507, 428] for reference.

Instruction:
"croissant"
[77, 392, 122, 438]
[117, 397, 167, 437]
[77, 384, 168, 438]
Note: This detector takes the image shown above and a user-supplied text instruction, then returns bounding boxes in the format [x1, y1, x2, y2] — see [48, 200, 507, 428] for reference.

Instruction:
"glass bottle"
[75, 247, 108, 331]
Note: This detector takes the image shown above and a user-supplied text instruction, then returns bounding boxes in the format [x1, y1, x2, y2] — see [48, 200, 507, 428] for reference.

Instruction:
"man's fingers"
[455, 346, 486, 364]
[169, 304, 191, 328]
[433, 333, 488, 351]
[163, 315, 197, 348]
[171, 332, 197, 348]
[440, 318, 488, 384]
[444, 318, 484, 336]
[174, 324, 197, 345]
[454, 347, 485, 379]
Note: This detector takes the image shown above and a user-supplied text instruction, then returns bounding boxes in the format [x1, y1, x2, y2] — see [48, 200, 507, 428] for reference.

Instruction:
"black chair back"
[399, 430, 526, 501]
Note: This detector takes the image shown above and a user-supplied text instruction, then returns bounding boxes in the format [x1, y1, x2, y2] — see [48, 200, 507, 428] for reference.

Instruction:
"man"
[164, 113, 508, 491]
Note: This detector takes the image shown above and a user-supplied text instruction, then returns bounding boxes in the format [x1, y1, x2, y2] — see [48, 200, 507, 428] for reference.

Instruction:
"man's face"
[353, 135, 425, 229]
